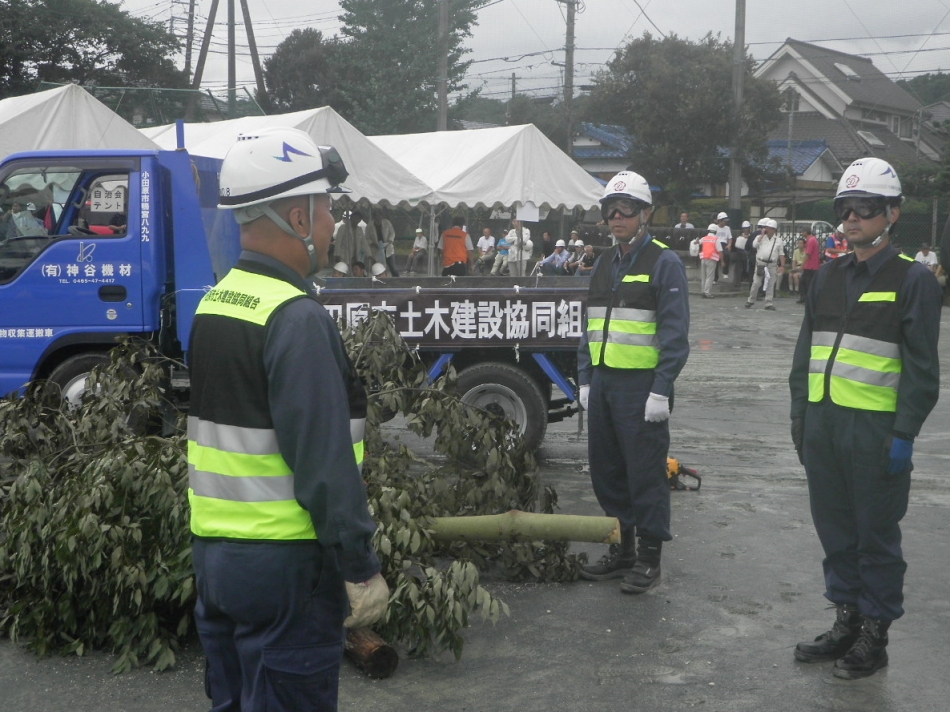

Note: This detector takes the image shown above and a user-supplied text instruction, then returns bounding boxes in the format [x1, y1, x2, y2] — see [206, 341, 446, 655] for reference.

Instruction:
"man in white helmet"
[188, 128, 388, 710]
[576, 170, 690, 594]
[789, 157, 941, 680]
[744, 218, 785, 311]
[714, 211, 732, 282]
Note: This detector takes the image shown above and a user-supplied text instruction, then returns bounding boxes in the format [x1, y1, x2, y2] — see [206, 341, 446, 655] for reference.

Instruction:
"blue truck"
[0, 147, 583, 450]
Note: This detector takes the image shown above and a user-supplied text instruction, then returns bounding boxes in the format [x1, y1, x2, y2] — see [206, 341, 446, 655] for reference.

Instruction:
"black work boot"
[580, 528, 636, 581]
[794, 604, 861, 662]
[833, 618, 890, 679]
[620, 538, 662, 594]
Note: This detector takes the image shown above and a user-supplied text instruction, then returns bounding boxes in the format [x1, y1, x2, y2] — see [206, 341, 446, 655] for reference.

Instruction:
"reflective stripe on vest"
[188, 270, 317, 540]
[351, 417, 366, 473]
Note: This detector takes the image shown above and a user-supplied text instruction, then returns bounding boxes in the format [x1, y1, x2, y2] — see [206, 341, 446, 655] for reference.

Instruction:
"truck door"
[0, 156, 147, 397]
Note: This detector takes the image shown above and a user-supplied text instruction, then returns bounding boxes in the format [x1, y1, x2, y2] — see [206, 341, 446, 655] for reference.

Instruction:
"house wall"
[761, 54, 849, 116]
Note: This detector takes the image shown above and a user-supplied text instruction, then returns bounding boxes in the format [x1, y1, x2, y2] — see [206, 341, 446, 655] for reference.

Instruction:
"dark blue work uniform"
[789, 244, 941, 621]
[578, 236, 690, 540]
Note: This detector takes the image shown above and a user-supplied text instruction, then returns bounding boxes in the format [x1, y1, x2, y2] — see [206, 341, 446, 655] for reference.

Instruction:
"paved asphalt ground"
[3, 273, 949, 712]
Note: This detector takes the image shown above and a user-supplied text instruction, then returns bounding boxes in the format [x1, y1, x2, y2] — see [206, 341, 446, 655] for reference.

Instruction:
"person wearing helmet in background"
[745, 218, 785, 310]
[698, 223, 722, 299]
[188, 128, 388, 711]
[332, 261, 350, 277]
[714, 211, 732, 282]
[538, 238, 570, 275]
[565, 239, 586, 274]
[789, 158, 940, 680]
[370, 261, 388, 279]
[733, 220, 752, 282]
[825, 223, 849, 261]
[576, 171, 690, 594]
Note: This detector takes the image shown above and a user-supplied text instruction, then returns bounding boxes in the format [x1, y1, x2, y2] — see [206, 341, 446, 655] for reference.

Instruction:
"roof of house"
[765, 139, 836, 175]
[573, 122, 633, 159]
[766, 112, 933, 167]
[767, 38, 922, 115]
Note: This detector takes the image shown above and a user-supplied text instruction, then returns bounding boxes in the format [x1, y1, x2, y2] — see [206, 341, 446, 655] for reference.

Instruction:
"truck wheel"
[47, 353, 112, 408]
[457, 362, 547, 450]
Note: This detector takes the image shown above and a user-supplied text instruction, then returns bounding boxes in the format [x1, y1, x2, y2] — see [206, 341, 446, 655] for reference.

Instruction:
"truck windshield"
[0, 165, 128, 284]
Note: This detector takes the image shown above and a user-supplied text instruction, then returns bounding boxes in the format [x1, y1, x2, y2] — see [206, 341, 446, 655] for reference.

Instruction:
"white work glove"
[578, 384, 590, 411]
[644, 393, 670, 422]
[344, 573, 390, 629]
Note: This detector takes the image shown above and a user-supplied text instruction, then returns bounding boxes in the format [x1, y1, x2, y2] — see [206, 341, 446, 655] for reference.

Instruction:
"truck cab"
[0, 149, 218, 401]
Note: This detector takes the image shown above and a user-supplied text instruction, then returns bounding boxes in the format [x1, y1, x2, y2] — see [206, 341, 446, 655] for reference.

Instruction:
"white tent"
[369, 124, 603, 211]
[141, 108, 433, 208]
[0, 84, 159, 161]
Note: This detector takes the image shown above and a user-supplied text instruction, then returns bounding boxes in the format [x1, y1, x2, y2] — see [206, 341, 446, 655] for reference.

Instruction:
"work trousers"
[799, 268, 817, 300]
[802, 401, 910, 622]
[747, 262, 777, 306]
[588, 367, 672, 541]
[700, 258, 718, 295]
[491, 253, 509, 275]
[193, 539, 348, 712]
[405, 249, 427, 273]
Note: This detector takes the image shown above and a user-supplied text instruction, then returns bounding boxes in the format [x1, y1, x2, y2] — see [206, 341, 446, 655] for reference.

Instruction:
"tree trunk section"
[344, 627, 399, 679]
[427, 511, 620, 544]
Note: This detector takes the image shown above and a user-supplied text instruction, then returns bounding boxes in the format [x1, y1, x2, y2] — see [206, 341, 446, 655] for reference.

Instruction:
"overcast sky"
[124, 0, 950, 102]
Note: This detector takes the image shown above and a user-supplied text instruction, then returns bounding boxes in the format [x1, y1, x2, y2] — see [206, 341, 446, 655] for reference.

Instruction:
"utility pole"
[555, 0, 576, 156]
[239, 0, 268, 109]
[185, 0, 196, 82]
[437, 0, 449, 131]
[727, 0, 746, 217]
[227, 0, 236, 119]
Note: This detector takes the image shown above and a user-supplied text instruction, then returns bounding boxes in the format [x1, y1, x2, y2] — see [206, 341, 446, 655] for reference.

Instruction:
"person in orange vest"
[825, 224, 849, 261]
[699, 223, 722, 299]
[437, 215, 474, 276]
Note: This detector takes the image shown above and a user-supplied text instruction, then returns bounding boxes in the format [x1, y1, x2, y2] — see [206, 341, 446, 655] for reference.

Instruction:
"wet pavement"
[3, 285, 949, 712]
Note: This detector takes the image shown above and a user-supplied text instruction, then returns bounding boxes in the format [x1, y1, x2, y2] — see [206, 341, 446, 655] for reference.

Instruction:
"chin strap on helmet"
[260, 195, 321, 274]
[868, 205, 897, 248]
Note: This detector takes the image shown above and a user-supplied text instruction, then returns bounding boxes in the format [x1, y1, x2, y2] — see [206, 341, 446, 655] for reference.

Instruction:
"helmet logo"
[614, 181, 626, 191]
[275, 142, 312, 162]
[881, 166, 896, 177]
[845, 174, 860, 188]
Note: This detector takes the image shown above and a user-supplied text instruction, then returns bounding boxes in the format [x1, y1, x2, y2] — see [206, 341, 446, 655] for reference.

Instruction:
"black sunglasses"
[601, 198, 649, 221]
[833, 196, 888, 221]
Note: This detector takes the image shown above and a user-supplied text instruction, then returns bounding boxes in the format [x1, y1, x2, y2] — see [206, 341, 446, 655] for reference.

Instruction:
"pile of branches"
[0, 312, 580, 672]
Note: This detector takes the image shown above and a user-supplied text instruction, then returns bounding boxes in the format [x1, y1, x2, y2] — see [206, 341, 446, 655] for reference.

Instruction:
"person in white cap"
[188, 127, 387, 711]
[332, 261, 349, 277]
[370, 261, 388, 279]
[405, 227, 428, 274]
[790, 157, 941, 679]
[714, 211, 732, 281]
[566, 239, 586, 274]
[745, 218, 785, 310]
[574, 242, 596, 277]
[698, 223, 722, 298]
[538, 238, 570, 275]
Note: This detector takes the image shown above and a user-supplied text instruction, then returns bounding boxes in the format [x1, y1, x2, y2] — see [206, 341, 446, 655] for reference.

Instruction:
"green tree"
[262, 28, 351, 113]
[336, 0, 484, 134]
[0, 0, 186, 99]
[588, 32, 783, 207]
[897, 72, 950, 106]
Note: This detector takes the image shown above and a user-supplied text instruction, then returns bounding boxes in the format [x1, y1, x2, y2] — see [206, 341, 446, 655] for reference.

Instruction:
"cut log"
[344, 627, 399, 679]
[427, 511, 620, 544]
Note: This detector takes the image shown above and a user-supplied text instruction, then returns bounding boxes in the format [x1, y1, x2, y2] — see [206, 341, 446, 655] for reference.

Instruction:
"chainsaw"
[667, 457, 701, 491]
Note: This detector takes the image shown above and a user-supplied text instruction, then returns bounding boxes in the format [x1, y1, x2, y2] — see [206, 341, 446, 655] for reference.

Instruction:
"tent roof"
[141, 108, 433, 209]
[0, 84, 159, 161]
[369, 124, 603, 211]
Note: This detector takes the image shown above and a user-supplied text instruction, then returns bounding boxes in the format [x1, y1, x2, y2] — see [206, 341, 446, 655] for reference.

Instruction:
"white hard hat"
[717, 212, 729, 221]
[741, 220, 751, 228]
[762, 218, 778, 230]
[555, 239, 566, 247]
[575, 240, 584, 247]
[370, 262, 387, 277]
[707, 223, 719, 233]
[333, 262, 349, 274]
[757, 217, 768, 227]
[601, 171, 652, 206]
[835, 157, 902, 201]
[571, 229, 579, 235]
[26, 202, 36, 211]
[218, 127, 350, 210]
[836, 223, 844, 233]
[415, 228, 423, 233]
